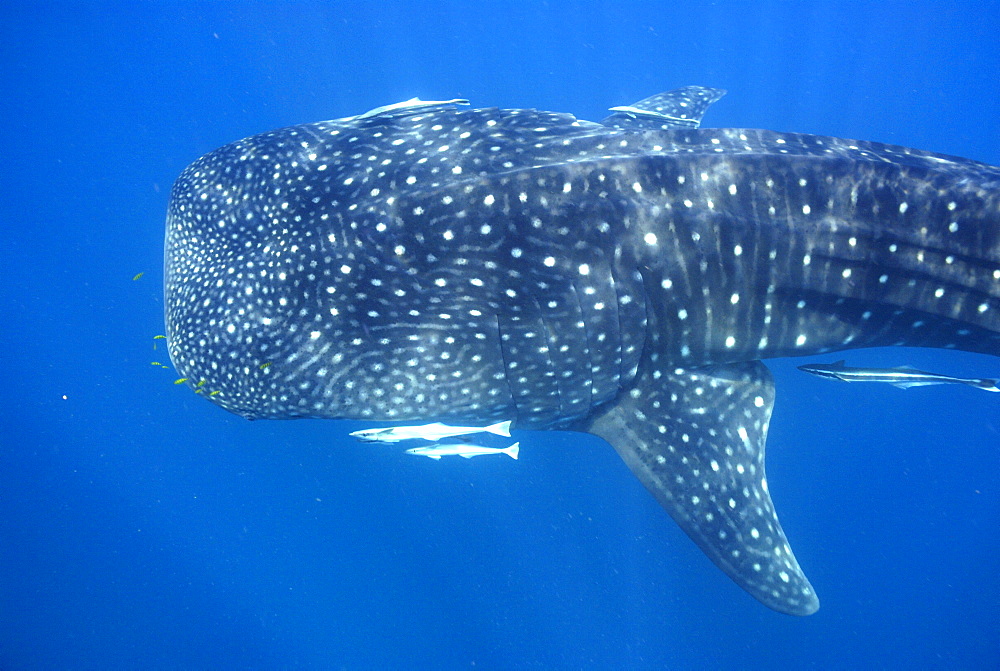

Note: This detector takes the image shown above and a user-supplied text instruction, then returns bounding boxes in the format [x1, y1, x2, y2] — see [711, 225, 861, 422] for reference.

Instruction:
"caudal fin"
[487, 420, 513, 437]
[503, 442, 520, 460]
[976, 378, 1000, 392]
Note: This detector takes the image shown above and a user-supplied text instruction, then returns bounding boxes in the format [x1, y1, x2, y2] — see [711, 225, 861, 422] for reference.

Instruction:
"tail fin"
[976, 378, 1000, 392]
[487, 420, 513, 437]
[504, 442, 520, 460]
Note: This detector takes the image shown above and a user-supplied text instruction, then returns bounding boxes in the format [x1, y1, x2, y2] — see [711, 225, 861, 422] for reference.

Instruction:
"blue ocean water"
[2, 1, 998, 667]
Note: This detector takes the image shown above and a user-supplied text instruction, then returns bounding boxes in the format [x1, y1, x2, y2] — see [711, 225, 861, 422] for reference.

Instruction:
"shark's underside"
[164, 87, 1000, 615]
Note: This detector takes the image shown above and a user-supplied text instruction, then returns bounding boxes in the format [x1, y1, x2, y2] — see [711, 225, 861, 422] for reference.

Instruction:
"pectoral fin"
[582, 360, 819, 615]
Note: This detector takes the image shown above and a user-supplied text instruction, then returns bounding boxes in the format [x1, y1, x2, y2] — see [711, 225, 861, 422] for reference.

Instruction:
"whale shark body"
[164, 87, 1000, 615]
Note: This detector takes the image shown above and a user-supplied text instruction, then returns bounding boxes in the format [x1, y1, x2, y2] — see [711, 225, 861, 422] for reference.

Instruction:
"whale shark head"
[165, 88, 1000, 615]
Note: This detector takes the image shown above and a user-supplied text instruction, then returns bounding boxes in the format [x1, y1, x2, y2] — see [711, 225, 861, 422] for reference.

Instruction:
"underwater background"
[2, 2, 998, 668]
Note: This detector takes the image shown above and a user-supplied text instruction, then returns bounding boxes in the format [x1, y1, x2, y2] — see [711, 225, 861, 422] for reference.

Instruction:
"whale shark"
[164, 87, 1000, 615]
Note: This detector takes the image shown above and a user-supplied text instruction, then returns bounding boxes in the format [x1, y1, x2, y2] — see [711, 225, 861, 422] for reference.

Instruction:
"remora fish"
[405, 441, 520, 460]
[350, 420, 512, 443]
[799, 360, 1000, 391]
[164, 86, 1000, 615]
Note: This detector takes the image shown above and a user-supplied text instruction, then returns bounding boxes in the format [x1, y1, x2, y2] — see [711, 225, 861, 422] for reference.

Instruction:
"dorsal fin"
[602, 86, 727, 130]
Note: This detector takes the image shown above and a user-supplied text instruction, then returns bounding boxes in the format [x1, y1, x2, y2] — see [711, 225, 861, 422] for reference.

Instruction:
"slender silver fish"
[798, 360, 1000, 392]
[350, 420, 512, 443]
[351, 97, 469, 120]
[405, 441, 520, 460]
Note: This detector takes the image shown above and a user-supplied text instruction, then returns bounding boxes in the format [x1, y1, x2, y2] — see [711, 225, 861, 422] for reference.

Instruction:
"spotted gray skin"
[165, 87, 1000, 615]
